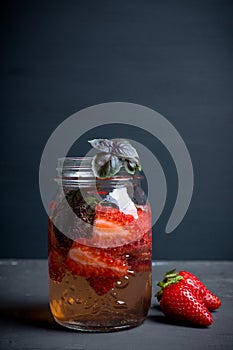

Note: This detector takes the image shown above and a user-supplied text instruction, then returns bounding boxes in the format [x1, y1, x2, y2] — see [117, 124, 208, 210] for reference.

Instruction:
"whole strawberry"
[178, 270, 221, 311]
[156, 270, 214, 327]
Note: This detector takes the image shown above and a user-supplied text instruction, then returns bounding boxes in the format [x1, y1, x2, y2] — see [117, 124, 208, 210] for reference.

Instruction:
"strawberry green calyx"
[155, 269, 184, 301]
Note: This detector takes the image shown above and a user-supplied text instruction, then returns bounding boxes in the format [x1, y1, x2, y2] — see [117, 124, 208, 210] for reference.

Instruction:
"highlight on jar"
[48, 139, 152, 332]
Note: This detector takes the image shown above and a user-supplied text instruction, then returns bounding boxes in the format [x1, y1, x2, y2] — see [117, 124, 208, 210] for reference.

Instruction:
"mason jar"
[48, 157, 152, 332]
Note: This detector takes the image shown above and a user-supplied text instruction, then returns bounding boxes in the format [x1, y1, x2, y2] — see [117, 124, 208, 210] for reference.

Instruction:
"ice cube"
[106, 187, 138, 219]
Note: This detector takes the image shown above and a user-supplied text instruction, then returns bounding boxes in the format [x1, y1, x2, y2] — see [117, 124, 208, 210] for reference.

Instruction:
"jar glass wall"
[48, 157, 152, 332]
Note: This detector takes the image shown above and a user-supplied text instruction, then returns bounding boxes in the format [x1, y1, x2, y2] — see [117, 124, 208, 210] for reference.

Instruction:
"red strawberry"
[155, 270, 216, 326]
[86, 276, 119, 296]
[66, 241, 128, 279]
[48, 218, 57, 250]
[104, 228, 152, 273]
[65, 205, 152, 294]
[158, 282, 213, 327]
[178, 270, 221, 311]
[48, 248, 66, 283]
[91, 205, 151, 248]
[106, 234, 151, 258]
[48, 218, 67, 283]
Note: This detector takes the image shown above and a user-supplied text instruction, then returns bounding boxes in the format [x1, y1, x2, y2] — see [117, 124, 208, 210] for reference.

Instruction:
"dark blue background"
[1, 0, 232, 259]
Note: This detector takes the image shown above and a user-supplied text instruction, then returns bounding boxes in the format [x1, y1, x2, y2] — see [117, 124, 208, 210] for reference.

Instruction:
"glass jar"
[48, 157, 152, 332]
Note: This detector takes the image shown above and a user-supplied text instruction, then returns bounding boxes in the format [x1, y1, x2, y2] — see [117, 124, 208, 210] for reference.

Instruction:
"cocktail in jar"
[48, 140, 152, 331]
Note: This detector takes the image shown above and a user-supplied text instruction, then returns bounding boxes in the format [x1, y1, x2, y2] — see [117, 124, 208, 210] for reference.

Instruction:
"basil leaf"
[124, 160, 136, 174]
[89, 138, 142, 178]
[124, 159, 141, 174]
[111, 140, 139, 159]
[92, 153, 122, 178]
[128, 156, 141, 167]
[88, 139, 113, 153]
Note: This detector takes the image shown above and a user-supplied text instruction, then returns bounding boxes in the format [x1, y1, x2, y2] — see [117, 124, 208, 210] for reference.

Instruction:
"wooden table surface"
[0, 260, 232, 350]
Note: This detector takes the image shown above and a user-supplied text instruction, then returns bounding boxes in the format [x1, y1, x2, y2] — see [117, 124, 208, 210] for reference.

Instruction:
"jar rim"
[56, 156, 144, 183]
[57, 157, 92, 167]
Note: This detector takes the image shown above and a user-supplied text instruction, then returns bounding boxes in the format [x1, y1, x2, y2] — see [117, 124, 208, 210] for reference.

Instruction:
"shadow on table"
[147, 314, 209, 329]
[0, 301, 67, 331]
[1, 301, 208, 331]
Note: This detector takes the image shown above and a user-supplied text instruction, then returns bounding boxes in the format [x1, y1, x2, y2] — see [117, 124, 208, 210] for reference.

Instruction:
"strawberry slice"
[86, 276, 119, 296]
[91, 205, 151, 248]
[66, 241, 128, 279]
[65, 205, 151, 294]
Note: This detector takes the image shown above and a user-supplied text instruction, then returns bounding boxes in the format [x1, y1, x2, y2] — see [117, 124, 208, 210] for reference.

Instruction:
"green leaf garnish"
[88, 138, 141, 178]
[124, 160, 137, 174]
[88, 139, 113, 153]
[111, 139, 139, 159]
[91, 153, 122, 178]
